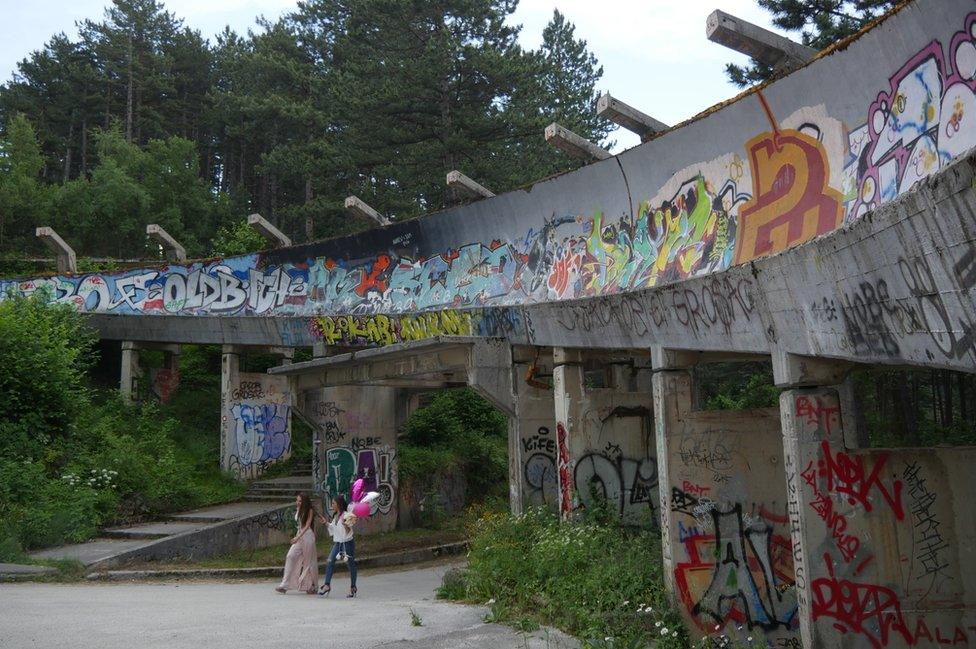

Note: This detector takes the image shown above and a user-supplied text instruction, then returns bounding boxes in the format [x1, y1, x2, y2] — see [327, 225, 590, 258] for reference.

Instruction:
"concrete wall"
[513, 364, 559, 510]
[655, 370, 800, 646]
[220, 369, 292, 480]
[574, 377, 656, 527]
[783, 388, 976, 648]
[305, 385, 398, 534]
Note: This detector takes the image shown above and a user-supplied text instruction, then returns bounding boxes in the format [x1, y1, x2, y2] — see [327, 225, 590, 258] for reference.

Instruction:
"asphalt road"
[0, 561, 578, 649]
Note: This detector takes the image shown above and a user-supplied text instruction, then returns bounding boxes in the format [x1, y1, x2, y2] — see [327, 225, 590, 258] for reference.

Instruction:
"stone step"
[164, 501, 281, 523]
[30, 538, 153, 566]
[242, 494, 294, 502]
[101, 521, 209, 540]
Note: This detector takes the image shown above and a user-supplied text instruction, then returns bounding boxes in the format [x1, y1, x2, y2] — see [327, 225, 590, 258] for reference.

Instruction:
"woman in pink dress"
[275, 492, 319, 594]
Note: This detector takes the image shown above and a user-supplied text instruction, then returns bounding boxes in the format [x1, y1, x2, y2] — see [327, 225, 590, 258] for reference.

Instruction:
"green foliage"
[727, 1, 895, 87]
[0, 114, 51, 253]
[439, 507, 687, 648]
[400, 388, 508, 502]
[697, 362, 779, 411]
[0, 294, 97, 461]
[0, 300, 242, 559]
[211, 220, 268, 257]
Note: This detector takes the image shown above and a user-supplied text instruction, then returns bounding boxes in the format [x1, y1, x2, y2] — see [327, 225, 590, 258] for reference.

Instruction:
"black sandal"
[318, 584, 331, 597]
[347, 586, 357, 598]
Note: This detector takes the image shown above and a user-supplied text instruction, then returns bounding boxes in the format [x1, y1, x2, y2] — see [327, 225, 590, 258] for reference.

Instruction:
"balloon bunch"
[347, 478, 380, 523]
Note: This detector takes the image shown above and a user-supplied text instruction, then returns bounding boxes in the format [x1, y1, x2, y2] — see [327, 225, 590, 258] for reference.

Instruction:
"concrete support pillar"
[219, 345, 242, 476]
[652, 348, 799, 646]
[120, 341, 142, 403]
[304, 385, 399, 534]
[553, 347, 584, 520]
[511, 359, 556, 514]
[220, 345, 294, 481]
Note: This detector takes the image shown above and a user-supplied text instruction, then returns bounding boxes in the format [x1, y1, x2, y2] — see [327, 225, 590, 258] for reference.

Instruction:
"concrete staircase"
[242, 474, 313, 502]
[29, 501, 291, 569]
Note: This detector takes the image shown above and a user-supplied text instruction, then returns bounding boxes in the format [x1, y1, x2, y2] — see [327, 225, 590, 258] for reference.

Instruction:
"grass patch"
[437, 507, 688, 649]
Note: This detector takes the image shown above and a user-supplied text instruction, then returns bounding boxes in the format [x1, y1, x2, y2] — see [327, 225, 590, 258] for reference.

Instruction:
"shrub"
[442, 507, 688, 648]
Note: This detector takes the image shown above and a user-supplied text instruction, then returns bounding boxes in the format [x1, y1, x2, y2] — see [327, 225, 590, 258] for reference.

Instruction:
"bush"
[400, 388, 508, 502]
[440, 507, 688, 648]
[0, 296, 244, 555]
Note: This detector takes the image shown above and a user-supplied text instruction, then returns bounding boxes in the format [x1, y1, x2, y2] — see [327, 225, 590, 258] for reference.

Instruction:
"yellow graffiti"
[314, 310, 473, 347]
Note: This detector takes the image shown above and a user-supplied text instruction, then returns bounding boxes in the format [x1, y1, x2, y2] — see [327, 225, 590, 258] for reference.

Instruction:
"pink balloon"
[351, 478, 365, 503]
[353, 502, 371, 518]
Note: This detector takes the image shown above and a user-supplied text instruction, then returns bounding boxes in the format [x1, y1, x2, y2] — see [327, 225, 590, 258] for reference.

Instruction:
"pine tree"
[0, 115, 51, 251]
[726, 0, 894, 87]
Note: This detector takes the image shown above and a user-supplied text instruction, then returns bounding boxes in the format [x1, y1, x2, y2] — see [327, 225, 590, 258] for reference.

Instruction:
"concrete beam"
[344, 196, 391, 227]
[706, 9, 817, 70]
[34, 227, 76, 274]
[146, 224, 187, 264]
[246, 213, 291, 248]
[596, 93, 668, 141]
[446, 170, 495, 199]
[544, 123, 611, 161]
[771, 351, 853, 388]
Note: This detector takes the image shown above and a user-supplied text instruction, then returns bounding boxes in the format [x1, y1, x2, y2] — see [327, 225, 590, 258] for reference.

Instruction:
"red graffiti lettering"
[794, 395, 840, 434]
[812, 554, 913, 649]
[818, 441, 904, 520]
[556, 423, 571, 516]
[354, 255, 391, 297]
[681, 481, 711, 497]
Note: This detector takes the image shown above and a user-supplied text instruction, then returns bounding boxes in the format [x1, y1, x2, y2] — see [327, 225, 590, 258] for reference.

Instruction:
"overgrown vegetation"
[399, 388, 508, 505]
[0, 295, 242, 561]
[438, 506, 687, 649]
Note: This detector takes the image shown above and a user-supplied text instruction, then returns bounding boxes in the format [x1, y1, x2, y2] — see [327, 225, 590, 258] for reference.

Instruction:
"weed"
[409, 608, 423, 627]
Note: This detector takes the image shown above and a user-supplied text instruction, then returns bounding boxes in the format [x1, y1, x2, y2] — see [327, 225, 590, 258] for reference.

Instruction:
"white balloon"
[361, 491, 380, 504]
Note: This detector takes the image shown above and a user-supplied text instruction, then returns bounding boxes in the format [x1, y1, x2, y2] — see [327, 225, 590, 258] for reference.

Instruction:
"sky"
[0, 0, 792, 152]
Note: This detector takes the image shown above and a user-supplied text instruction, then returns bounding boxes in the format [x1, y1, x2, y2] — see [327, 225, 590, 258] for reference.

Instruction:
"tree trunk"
[80, 116, 88, 176]
[126, 34, 134, 143]
[304, 176, 314, 242]
[63, 117, 74, 184]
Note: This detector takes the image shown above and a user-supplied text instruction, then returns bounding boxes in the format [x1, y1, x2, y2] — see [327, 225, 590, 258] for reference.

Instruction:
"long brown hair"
[296, 491, 315, 528]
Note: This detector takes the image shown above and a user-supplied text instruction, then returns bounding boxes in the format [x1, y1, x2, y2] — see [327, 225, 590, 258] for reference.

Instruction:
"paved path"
[0, 562, 578, 649]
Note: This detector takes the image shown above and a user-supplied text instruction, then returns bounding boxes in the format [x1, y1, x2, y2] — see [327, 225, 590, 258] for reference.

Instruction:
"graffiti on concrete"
[573, 451, 657, 525]
[522, 426, 558, 507]
[311, 310, 474, 346]
[321, 445, 397, 516]
[672, 492, 798, 635]
[224, 374, 292, 480]
[844, 12, 976, 221]
[230, 403, 291, 472]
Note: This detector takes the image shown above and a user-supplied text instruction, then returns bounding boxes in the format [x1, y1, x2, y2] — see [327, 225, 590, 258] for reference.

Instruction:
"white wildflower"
[660, 627, 669, 636]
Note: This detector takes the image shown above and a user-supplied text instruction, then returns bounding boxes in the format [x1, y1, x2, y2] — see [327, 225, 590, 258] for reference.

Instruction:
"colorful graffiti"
[672, 494, 798, 634]
[229, 402, 291, 471]
[844, 12, 976, 220]
[3, 12, 975, 358]
[224, 374, 292, 479]
[321, 445, 396, 515]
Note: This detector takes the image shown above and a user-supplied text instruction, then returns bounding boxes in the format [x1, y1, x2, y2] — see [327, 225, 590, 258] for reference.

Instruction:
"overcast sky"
[0, 0, 790, 152]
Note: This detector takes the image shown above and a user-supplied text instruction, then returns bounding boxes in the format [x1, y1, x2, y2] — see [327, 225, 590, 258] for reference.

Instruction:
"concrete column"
[120, 341, 142, 403]
[219, 345, 241, 476]
[304, 385, 399, 534]
[512, 359, 556, 514]
[552, 347, 584, 520]
[652, 348, 799, 646]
